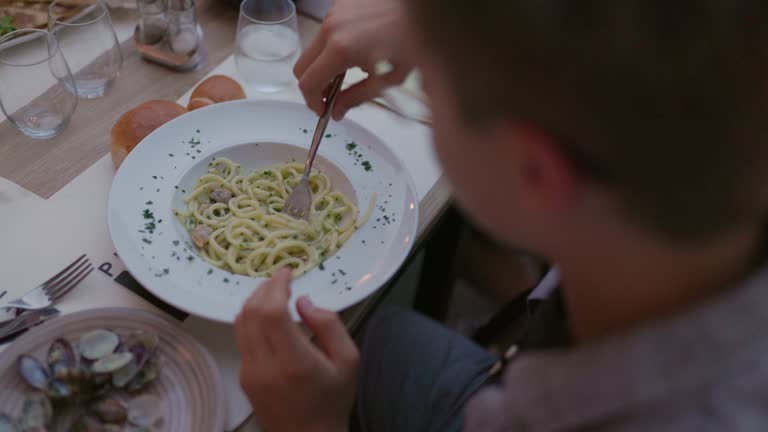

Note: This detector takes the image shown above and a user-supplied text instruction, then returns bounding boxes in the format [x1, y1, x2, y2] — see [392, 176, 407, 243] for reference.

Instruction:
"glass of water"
[235, 0, 300, 93]
[0, 29, 78, 139]
[49, 0, 123, 99]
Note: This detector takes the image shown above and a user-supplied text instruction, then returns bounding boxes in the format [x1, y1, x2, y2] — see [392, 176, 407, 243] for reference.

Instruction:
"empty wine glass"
[0, 29, 78, 139]
[49, 0, 123, 99]
[235, 0, 300, 93]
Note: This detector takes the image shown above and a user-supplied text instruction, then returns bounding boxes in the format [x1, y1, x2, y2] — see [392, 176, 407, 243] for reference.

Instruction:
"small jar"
[136, 0, 167, 45]
[167, 0, 199, 56]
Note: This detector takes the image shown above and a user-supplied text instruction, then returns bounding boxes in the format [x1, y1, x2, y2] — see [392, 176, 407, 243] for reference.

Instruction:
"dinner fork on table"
[283, 72, 347, 221]
[0, 254, 93, 312]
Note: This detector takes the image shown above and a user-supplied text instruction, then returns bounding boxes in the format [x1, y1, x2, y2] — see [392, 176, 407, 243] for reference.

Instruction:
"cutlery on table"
[0, 254, 92, 312]
[0, 307, 60, 342]
[283, 72, 347, 221]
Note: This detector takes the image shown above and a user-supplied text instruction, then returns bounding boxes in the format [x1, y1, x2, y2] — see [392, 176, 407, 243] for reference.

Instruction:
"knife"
[0, 308, 60, 343]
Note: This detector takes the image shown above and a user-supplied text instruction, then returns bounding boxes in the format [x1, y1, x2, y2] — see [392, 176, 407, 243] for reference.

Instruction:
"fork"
[283, 72, 347, 221]
[0, 254, 93, 311]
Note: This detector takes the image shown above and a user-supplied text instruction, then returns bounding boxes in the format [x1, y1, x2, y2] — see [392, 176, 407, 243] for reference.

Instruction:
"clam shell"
[17, 355, 49, 391]
[79, 330, 120, 360]
[90, 353, 134, 374]
[112, 359, 139, 389]
[90, 397, 127, 423]
[126, 355, 160, 392]
[46, 379, 73, 399]
[71, 414, 104, 432]
[17, 393, 52, 430]
[0, 414, 20, 432]
[127, 394, 164, 427]
[47, 338, 78, 369]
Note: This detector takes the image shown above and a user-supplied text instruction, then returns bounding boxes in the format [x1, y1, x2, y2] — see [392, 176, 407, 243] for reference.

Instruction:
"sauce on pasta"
[174, 157, 375, 277]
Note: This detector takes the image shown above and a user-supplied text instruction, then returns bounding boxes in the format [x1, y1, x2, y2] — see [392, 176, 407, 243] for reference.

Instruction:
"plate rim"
[0, 307, 227, 432]
[108, 99, 420, 323]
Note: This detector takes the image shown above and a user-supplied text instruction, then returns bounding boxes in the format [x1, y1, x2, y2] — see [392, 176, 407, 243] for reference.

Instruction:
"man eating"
[235, 1, 768, 431]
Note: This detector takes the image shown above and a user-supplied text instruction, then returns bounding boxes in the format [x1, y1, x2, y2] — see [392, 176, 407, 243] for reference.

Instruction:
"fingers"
[238, 268, 314, 359]
[298, 42, 353, 115]
[293, 25, 327, 80]
[332, 67, 411, 120]
[297, 296, 359, 372]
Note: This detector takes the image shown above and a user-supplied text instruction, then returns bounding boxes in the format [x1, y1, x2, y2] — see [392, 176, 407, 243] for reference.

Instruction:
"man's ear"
[500, 123, 581, 214]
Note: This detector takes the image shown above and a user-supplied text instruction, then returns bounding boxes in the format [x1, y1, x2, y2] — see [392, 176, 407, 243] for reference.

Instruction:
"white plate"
[109, 100, 419, 323]
[0, 4, 99, 50]
[0, 308, 226, 432]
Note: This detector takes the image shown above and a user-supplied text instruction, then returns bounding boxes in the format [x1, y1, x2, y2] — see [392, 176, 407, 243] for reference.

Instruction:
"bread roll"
[111, 100, 187, 169]
[187, 75, 246, 110]
[187, 97, 215, 111]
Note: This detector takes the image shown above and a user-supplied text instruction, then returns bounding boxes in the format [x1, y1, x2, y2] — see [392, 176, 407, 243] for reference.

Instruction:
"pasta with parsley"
[174, 157, 375, 277]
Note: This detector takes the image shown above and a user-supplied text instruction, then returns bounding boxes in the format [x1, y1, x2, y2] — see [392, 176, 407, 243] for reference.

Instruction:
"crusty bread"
[187, 75, 245, 110]
[111, 100, 187, 169]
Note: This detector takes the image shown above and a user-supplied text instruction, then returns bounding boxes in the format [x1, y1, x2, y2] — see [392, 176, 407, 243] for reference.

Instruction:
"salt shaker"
[167, 0, 199, 56]
[136, 0, 167, 45]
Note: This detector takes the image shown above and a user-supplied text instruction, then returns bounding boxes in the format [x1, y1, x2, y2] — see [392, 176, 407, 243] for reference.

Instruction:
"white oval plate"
[109, 100, 418, 323]
[0, 308, 225, 432]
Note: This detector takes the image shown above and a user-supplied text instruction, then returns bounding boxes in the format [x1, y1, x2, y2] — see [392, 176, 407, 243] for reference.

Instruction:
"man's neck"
[556, 222, 762, 344]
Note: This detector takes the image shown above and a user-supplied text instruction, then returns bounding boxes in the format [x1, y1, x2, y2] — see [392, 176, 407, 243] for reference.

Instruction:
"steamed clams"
[78, 330, 120, 361]
[8, 328, 164, 430]
[17, 393, 53, 431]
[17, 356, 49, 391]
[0, 414, 19, 432]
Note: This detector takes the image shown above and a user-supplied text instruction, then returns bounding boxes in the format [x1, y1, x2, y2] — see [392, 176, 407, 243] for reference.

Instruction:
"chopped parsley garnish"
[325, 133, 332, 138]
[362, 161, 372, 172]
[223, 278, 230, 283]
[331, 279, 338, 285]
[338, 269, 347, 276]
[173, 240, 180, 246]
[318, 263, 325, 271]
[143, 209, 154, 219]
[163, 268, 170, 274]
[142, 238, 152, 244]
[189, 137, 201, 146]
[196, 129, 200, 133]
[346, 142, 357, 151]
[169, 153, 174, 157]
[186, 255, 195, 262]
[0, 16, 16, 37]
[144, 221, 156, 233]
[146, 200, 153, 205]
[207, 268, 213, 275]
[152, 175, 157, 179]
[302, 128, 309, 134]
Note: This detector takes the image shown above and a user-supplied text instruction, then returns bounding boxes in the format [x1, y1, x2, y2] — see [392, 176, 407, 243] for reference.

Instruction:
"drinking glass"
[49, 0, 123, 98]
[235, 0, 301, 93]
[0, 29, 78, 139]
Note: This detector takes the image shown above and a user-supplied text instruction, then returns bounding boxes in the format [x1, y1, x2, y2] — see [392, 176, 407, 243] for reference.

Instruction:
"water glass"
[235, 0, 300, 93]
[0, 29, 78, 139]
[49, 0, 123, 99]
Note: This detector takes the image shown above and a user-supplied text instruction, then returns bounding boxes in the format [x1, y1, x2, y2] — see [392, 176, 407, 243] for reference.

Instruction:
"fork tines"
[44, 254, 94, 301]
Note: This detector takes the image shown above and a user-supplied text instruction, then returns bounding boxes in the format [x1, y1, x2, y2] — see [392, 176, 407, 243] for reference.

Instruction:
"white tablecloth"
[0, 10, 440, 432]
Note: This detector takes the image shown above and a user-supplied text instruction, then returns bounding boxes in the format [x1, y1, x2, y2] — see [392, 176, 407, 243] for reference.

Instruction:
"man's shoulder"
[465, 263, 768, 431]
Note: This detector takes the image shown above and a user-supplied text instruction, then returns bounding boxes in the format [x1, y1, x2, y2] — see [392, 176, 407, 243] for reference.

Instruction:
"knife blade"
[0, 308, 60, 343]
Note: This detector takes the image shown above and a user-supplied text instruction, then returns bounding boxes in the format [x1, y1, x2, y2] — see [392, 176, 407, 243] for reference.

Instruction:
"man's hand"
[235, 268, 359, 432]
[294, 0, 412, 120]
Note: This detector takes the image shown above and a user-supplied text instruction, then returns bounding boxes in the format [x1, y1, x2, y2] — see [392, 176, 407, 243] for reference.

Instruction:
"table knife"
[0, 307, 60, 343]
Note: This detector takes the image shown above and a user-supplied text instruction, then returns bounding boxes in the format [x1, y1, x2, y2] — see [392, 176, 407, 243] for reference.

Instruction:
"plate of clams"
[0, 308, 225, 431]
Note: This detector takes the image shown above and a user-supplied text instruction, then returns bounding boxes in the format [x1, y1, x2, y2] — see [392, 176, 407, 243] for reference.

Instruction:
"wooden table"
[0, 2, 451, 430]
